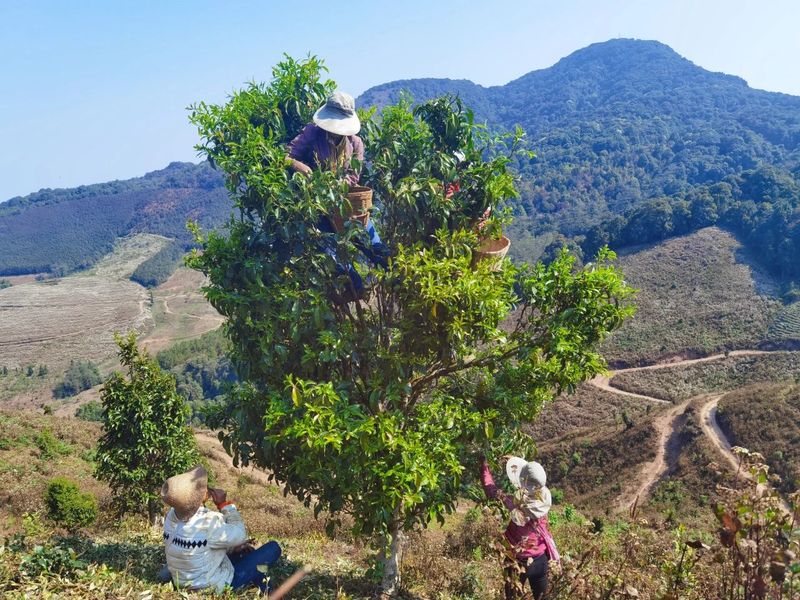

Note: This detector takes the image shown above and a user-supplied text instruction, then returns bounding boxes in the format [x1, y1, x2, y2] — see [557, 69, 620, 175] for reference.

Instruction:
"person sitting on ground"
[160, 466, 281, 593]
[479, 455, 560, 600]
[287, 91, 389, 295]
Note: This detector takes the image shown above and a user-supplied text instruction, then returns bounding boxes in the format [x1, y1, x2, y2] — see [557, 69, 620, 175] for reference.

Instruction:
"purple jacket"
[287, 124, 364, 185]
[481, 461, 558, 561]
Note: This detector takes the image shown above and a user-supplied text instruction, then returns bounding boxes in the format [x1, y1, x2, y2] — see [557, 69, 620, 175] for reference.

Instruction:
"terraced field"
[768, 301, 800, 343]
[0, 235, 222, 409]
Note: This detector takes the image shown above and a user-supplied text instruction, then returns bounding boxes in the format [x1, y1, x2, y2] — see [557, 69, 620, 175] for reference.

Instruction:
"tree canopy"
[95, 332, 199, 524]
[189, 55, 633, 593]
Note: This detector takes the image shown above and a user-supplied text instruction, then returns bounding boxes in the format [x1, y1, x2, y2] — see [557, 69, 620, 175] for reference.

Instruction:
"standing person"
[160, 466, 281, 593]
[287, 91, 389, 295]
[479, 455, 560, 600]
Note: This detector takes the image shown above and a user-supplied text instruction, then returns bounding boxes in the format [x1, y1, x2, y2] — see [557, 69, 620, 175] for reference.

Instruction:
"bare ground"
[591, 350, 786, 513]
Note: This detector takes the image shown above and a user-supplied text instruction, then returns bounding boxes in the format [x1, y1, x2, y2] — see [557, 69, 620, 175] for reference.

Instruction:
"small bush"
[18, 540, 87, 579]
[45, 478, 98, 531]
[35, 428, 71, 459]
[75, 400, 103, 422]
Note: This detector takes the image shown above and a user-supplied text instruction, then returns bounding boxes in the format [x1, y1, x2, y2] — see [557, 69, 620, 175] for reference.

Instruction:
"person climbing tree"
[288, 90, 389, 297]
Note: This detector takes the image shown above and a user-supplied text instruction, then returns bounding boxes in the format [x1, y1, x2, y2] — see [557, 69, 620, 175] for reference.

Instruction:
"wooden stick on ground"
[267, 565, 312, 600]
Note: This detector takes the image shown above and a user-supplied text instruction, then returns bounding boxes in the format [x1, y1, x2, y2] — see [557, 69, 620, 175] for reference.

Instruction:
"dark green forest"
[0, 162, 229, 276]
[359, 39, 800, 288]
[129, 239, 188, 287]
[2, 39, 798, 288]
[155, 329, 235, 422]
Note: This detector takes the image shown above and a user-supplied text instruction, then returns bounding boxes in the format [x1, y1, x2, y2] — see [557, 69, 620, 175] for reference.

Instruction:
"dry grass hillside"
[601, 227, 784, 367]
[611, 351, 800, 402]
[0, 237, 222, 411]
[532, 383, 658, 443]
[716, 383, 800, 493]
[1, 410, 781, 599]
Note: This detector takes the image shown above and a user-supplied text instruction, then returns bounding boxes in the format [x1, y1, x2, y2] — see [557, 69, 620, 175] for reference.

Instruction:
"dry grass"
[0, 412, 507, 598]
[538, 418, 660, 512]
[532, 383, 661, 444]
[0, 235, 166, 408]
[645, 397, 739, 529]
[0, 238, 223, 413]
[601, 228, 783, 367]
[140, 268, 224, 355]
[612, 351, 800, 402]
[0, 411, 791, 599]
[716, 382, 800, 493]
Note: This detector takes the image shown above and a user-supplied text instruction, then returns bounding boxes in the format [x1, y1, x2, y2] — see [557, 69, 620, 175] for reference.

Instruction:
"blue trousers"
[318, 216, 389, 293]
[230, 541, 281, 591]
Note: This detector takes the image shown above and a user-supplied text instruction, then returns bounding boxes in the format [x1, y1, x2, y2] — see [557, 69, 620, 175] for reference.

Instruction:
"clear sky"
[1, 0, 798, 201]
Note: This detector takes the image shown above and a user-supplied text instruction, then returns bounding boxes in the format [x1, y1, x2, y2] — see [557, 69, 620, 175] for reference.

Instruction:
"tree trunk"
[380, 523, 406, 597]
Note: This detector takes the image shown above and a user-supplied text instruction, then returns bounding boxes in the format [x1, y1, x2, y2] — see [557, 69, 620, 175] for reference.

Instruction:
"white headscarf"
[506, 456, 552, 524]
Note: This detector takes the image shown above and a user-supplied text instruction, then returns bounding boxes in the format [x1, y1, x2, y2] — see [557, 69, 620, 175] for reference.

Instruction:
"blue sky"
[1, 0, 798, 201]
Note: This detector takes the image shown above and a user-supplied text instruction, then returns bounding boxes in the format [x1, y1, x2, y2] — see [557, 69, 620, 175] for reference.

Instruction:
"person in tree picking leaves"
[287, 91, 389, 295]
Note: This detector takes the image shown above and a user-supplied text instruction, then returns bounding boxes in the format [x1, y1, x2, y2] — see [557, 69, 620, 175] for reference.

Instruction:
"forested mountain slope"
[0, 162, 228, 276]
[360, 39, 800, 284]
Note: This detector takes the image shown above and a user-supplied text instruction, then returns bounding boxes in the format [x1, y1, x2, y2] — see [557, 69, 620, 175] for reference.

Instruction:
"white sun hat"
[313, 91, 361, 136]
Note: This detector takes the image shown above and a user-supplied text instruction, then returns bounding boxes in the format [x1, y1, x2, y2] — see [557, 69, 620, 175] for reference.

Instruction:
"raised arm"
[206, 488, 247, 549]
[480, 456, 514, 510]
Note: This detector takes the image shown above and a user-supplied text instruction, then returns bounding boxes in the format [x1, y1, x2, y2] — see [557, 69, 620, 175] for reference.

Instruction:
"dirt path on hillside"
[698, 396, 741, 474]
[590, 373, 671, 403]
[592, 350, 791, 512]
[613, 350, 776, 374]
[194, 430, 273, 487]
[613, 395, 708, 512]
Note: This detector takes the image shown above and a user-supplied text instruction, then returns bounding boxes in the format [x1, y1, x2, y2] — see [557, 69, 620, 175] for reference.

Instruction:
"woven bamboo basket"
[331, 186, 373, 233]
[331, 212, 370, 233]
[346, 186, 373, 213]
[472, 235, 511, 271]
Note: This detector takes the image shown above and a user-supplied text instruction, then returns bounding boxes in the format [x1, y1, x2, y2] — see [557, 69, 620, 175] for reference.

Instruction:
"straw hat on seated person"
[161, 465, 208, 520]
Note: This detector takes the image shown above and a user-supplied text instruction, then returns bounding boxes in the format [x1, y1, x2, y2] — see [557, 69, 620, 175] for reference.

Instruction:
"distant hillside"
[360, 39, 800, 283]
[3, 39, 799, 282]
[0, 162, 229, 276]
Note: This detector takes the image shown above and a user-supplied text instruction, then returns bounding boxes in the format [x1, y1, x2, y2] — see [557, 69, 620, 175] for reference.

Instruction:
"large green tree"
[189, 55, 634, 595]
[95, 333, 199, 525]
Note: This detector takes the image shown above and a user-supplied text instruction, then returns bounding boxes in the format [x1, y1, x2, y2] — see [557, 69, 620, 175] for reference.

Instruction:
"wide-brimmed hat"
[313, 91, 360, 136]
[161, 466, 208, 514]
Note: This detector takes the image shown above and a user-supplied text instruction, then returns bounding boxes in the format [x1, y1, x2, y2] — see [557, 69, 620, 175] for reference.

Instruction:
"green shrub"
[35, 428, 71, 459]
[45, 478, 98, 531]
[75, 400, 103, 422]
[18, 539, 87, 579]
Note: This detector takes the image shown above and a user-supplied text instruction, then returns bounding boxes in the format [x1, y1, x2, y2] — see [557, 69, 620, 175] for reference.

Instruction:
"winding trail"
[698, 396, 740, 474]
[194, 430, 273, 487]
[588, 349, 789, 512]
